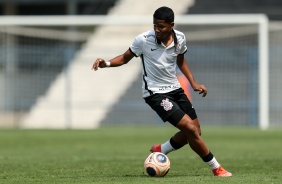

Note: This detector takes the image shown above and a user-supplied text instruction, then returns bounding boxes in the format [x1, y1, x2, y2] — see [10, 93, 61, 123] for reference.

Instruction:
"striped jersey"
[129, 29, 188, 97]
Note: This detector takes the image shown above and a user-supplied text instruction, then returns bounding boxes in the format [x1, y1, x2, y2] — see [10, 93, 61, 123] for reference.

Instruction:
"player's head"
[153, 7, 174, 41]
[153, 6, 174, 23]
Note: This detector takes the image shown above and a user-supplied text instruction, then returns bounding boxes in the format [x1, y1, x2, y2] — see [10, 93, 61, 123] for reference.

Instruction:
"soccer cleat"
[150, 144, 161, 153]
[212, 166, 232, 177]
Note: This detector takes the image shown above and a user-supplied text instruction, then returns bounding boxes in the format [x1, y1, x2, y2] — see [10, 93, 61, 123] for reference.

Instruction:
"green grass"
[0, 126, 281, 184]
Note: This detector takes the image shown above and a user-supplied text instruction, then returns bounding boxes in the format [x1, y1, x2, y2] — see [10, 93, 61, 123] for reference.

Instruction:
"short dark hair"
[153, 6, 174, 23]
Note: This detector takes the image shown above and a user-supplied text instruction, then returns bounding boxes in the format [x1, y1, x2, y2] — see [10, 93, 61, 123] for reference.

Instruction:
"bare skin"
[92, 49, 133, 71]
[92, 18, 210, 158]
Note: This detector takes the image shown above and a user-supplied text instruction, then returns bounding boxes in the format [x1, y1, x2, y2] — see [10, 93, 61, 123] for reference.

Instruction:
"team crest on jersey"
[160, 98, 173, 111]
[174, 43, 181, 54]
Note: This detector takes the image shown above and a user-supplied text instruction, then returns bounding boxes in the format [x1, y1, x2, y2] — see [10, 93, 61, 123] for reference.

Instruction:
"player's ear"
[170, 22, 174, 28]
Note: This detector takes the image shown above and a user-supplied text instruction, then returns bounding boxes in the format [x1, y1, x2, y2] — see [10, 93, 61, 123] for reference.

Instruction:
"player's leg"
[151, 88, 202, 154]
[150, 130, 188, 154]
[150, 118, 202, 154]
[172, 119, 201, 145]
[175, 115, 208, 157]
[175, 114, 232, 176]
[151, 112, 232, 176]
[147, 89, 231, 176]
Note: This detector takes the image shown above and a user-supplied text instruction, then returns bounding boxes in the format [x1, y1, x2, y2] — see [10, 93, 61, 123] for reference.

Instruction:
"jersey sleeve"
[179, 34, 188, 55]
[129, 34, 144, 57]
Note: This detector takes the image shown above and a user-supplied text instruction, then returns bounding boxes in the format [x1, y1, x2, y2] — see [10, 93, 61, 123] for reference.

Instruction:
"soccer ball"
[144, 152, 170, 177]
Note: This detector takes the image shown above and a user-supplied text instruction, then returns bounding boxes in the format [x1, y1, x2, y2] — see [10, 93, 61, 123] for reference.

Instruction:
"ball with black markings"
[144, 152, 170, 177]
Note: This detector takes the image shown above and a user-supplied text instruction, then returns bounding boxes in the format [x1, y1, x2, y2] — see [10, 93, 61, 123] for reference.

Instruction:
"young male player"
[92, 6, 232, 177]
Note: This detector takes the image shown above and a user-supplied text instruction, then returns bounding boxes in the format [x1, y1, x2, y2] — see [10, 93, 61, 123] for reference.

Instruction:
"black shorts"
[144, 88, 197, 126]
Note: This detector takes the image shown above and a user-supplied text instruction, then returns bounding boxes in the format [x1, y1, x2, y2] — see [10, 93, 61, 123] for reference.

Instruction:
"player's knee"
[197, 125, 202, 136]
[192, 119, 202, 136]
[186, 123, 198, 135]
[177, 117, 198, 135]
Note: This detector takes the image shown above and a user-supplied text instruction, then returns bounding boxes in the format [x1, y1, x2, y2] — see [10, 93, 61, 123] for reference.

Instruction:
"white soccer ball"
[144, 152, 170, 177]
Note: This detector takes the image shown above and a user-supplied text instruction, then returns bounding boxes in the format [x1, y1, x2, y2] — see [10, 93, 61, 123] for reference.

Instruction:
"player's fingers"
[197, 88, 207, 97]
[202, 89, 207, 97]
[91, 61, 98, 70]
[92, 59, 101, 71]
[91, 62, 96, 70]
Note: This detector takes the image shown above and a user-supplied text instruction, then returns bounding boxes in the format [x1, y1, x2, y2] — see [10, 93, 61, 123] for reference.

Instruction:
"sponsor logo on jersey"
[159, 85, 179, 91]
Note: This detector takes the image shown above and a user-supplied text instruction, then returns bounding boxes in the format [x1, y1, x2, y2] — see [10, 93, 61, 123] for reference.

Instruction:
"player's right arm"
[92, 49, 134, 71]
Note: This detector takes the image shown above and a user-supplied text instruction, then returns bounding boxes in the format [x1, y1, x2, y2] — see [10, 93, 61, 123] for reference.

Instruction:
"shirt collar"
[155, 29, 178, 47]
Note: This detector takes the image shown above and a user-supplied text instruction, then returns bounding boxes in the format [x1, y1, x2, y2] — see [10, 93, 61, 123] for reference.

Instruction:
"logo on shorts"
[160, 98, 173, 111]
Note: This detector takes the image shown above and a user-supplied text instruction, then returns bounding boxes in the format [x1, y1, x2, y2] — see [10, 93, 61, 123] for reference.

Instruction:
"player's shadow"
[123, 172, 201, 178]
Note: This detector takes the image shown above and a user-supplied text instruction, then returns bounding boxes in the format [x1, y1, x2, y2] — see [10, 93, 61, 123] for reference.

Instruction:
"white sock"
[161, 140, 175, 154]
[206, 157, 220, 170]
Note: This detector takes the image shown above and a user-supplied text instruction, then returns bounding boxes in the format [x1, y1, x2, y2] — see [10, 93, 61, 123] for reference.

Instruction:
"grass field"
[0, 126, 281, 184]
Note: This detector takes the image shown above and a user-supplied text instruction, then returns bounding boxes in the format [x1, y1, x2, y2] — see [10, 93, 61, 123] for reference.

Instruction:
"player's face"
[153, 19, 174, 41]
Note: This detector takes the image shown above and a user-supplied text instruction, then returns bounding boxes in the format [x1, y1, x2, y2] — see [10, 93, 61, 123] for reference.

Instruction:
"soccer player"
[92, 6, 232, 177]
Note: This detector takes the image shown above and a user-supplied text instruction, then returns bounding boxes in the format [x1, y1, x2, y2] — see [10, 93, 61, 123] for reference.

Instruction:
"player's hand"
[193, 84, 207, 97]
[91, 58, 107, 71]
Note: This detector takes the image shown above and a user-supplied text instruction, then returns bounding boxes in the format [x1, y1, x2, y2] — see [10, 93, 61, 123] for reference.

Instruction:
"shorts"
[144, 88, 197, 126]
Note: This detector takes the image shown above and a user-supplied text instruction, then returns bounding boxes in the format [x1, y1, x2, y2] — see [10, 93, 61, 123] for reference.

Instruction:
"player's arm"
[92, 49, 134, 71]
[177, 54, 207, 97]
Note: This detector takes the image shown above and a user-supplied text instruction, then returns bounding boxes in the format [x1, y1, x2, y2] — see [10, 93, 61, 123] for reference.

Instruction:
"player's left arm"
[177, 54, 207, 97]
[92, 49, 134, 71]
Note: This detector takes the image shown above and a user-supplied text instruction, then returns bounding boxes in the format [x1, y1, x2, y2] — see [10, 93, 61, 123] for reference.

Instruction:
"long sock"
[161, 138, 185, 154]
[202, 152, 220, 170]
[161, 140, 174, 154]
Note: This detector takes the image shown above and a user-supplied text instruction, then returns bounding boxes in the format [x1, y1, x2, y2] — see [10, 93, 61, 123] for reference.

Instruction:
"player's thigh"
[192, 118, 202, 135]
[175, 114, 198, 134]
[174, 114, 202, 136]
